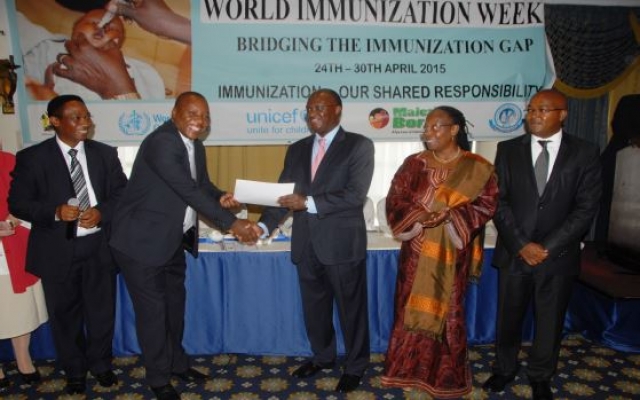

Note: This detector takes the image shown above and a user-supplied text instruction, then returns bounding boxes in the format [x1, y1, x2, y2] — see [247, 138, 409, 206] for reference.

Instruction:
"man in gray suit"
[110, 92, 259, 400]
[485, 89, 602, 400]
[259, 88, 374, 393]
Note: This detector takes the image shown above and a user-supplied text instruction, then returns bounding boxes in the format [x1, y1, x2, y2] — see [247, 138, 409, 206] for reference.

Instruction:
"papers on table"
[234, 179, 294, 207]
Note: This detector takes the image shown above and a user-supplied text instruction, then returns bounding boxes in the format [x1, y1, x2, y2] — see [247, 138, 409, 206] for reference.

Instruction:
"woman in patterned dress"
[380, 106, 498, 398]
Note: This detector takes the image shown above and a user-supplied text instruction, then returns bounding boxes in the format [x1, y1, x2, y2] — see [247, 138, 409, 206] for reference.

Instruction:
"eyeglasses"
[423, 123, 454, 132]
[525, 108, 565, 115]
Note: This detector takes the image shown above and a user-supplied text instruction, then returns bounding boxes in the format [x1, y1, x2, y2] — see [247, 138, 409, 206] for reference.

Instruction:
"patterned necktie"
[534, 140, 550, 195]
[311, 138, 326, 181]
[68, 149, 91, 211]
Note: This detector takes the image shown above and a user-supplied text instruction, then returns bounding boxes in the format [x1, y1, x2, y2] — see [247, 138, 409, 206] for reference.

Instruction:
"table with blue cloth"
[3, 232, 528, 360]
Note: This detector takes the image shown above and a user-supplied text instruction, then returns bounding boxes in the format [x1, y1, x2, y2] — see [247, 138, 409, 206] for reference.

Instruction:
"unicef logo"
[119, 111, 152, 136]
[489, 103, 523, 133]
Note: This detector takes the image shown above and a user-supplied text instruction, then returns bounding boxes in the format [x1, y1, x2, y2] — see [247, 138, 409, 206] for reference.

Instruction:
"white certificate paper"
[234, 179, 295, 207]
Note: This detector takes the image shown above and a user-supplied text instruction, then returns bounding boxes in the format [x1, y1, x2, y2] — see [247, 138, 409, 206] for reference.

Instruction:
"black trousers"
[41, 232, 116, 378]
[113, 243, 190, 387]
[493, 269, 575, 381]
[296, 242, 370, 376]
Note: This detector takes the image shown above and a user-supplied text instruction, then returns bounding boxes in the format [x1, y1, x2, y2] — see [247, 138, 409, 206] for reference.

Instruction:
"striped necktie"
[68, 148, 91, 210]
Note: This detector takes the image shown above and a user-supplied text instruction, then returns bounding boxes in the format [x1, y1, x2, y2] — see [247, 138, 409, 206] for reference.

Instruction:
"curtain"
[563, 95, 609, 149]
[545, 5, 640, 149]
[546, 5, 640, 98]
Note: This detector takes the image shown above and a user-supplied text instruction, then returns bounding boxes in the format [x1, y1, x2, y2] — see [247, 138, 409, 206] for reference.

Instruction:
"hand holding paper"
[277, 193, 308, 211]
[219, 192, 241, 209]
[234, 179, 295, 207]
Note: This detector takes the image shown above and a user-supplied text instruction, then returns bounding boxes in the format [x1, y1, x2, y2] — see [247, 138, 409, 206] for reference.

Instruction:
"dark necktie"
[68, 149, 91, 210]
[534, 140, 550, 195]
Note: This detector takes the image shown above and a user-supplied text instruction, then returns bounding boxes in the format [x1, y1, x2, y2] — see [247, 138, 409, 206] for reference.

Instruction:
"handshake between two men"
[228, 220, 262, 244]
[220, 192, 262, 244]
[223, 192, 309, 244]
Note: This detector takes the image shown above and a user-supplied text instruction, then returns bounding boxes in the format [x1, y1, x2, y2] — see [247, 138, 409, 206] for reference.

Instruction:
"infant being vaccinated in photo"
[20, 5, 165, 100]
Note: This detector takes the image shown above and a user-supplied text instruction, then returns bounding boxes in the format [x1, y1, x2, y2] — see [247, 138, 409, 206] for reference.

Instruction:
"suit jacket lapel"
[544, 133, 570, 196]
[46, 138, 76, 199]
[304, 135, 314, 184]
[85, 140, 104, 201]
[520, 134, 538, 192]
[194, 139, 205, 185]
[171, 126, 194, 184]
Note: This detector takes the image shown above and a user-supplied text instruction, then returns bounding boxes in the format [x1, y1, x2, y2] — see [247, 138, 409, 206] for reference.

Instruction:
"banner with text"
[9, 0, 554, 146]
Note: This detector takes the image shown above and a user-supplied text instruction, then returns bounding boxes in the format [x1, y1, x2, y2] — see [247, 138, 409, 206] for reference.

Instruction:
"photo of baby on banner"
[16, 0, 190, 101]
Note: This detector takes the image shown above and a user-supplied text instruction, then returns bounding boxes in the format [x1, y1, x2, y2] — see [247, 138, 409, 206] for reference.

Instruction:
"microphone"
[66, 197, 79, 240]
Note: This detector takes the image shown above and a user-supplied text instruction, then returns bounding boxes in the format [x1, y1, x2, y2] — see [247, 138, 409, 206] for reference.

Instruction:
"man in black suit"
[485, 89, 602, 400]
[109, 92, 259, 400]
[259, 88, 374, 393]
[8, 95, 127, 395]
